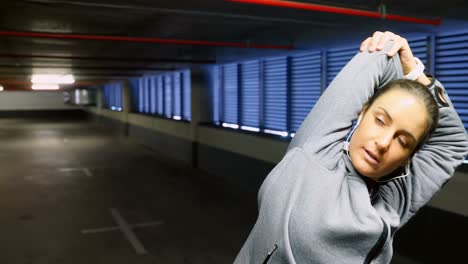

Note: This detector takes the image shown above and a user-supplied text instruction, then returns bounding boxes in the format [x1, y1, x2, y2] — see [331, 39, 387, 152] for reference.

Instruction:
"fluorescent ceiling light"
[31, 74, 75, 84]
[61, 74, 75, 84]
[32, 84, 60, 90]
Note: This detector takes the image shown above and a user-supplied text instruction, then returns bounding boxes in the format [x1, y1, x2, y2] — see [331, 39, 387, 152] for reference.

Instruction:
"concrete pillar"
[96, 87, 104, 110]
[190, 67, 213, 167]
[92, 87, 104, 123]
[122, 80, 132, 136]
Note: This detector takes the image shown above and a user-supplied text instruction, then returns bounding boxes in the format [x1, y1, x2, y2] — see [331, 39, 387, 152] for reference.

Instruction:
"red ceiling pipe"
[0, 31, 293, 50]
[228, 0, 441, 26]
[0, 53, 215, 64]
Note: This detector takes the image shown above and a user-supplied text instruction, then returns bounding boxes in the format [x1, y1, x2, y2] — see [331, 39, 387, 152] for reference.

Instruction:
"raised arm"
[288, 41, 403, 167]
[380, 78, 468, 225]
[362, 32, 468, 225]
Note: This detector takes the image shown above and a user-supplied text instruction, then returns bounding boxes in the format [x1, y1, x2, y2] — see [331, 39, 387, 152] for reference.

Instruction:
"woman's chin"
[353, 159, 382, 179]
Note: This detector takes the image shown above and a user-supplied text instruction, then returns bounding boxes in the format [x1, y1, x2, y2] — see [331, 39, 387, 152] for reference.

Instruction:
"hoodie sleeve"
[379, 79, 468, 226]
[288, 42, 403, 167]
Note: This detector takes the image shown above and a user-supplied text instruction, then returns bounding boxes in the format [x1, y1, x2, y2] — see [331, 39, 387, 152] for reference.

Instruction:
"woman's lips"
[364, 148, 380, 166]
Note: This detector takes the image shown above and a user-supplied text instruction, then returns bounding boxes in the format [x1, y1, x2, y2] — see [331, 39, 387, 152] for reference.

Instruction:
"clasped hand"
[360, 31, 431, 85]
[360, 31, 416, 76]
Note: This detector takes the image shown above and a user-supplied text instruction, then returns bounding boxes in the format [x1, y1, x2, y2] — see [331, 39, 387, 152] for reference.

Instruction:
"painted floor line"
[58, 167, 93, 177]
[81, 221, 163, 234]
[110, 208, 148, 255]
[58, 168, 77, 172]
[83, 168, 92, 177]
[82, 226, 120, 234]
[132, 221, 164, 228]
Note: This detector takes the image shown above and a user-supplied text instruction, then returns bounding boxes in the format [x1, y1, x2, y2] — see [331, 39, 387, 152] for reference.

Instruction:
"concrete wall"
[0, 91, 75, 110]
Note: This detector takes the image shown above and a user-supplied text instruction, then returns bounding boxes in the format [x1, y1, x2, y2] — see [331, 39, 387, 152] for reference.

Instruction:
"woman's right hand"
[360, 31, 430, 85]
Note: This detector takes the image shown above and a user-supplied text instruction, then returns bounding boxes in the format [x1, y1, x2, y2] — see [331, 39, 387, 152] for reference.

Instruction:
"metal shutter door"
[291, 52, 322, 132]
[326, 46, 356, 87]
[183, 70, 191, 121]
[264, 57, 287, 131]
[223, 63, 239, 124]
[435, 31, 468, 132]
[173, 72, 182, 118]
[164, 74, 172, 118]
[241, 60, 260, 128]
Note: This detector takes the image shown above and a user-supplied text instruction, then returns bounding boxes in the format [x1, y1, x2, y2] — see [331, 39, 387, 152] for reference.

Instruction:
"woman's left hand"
[360, 31, 431, 85]
[360, 31, 416, 76]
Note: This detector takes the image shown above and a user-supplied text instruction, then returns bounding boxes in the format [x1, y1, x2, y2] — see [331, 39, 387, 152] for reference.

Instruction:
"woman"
[234, 31, 468, 264]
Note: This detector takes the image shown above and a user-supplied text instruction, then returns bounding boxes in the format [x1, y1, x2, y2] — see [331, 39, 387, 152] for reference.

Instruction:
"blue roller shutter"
[290, 52, 322, 132]
[103, 85, 110, 109]
[138, 79, 144, 112]
[103, 82, 122, 111]
[264, 56, 287, 131]
[142, 77, 150, 113]
[211, 66, 221, 123]
[156, 76, 164, 115]
[435, 30, 468, 132]
[326, 46, 356, 86]
[173, 72, 182, 118]
[223, 63, 239, 124]
[106, 84, 113, 109]
[408, 36, 429, 66]
[164, 74, 172, 118]
[241, 60, 260, 127]
[182, 70, 191, 120]
[116, 82, 123, 111]
[150, 77, 157, 114]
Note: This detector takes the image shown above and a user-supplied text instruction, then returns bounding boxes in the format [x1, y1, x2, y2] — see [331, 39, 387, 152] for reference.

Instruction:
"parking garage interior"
[0, 1, 467, 263]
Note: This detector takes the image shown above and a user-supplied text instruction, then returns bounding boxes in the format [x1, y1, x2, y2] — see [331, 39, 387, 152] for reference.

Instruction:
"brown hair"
[363, 79, 439, 154]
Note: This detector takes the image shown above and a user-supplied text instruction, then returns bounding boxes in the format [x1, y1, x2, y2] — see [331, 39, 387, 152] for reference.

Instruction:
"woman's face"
[349, 89, 429, 180]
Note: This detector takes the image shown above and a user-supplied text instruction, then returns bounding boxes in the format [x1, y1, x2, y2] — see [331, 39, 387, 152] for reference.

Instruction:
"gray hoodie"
[233, 43, 468, 264]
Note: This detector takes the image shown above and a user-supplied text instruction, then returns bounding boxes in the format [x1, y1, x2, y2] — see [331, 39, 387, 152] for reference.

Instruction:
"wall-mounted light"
[264, 129, 289, 137]
[0, 85, 4, 91]
[241, 126, 260, 132]
[222, 123, 239, 129]
[32, 84, 60, 90]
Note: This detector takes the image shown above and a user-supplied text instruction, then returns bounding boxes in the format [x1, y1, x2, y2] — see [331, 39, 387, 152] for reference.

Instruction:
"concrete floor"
[0, 118, 421, 264]
[0, 118, 259, 264]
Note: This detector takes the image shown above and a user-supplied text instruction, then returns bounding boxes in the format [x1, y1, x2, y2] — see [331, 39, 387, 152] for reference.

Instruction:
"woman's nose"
[376, 132, 392, 152]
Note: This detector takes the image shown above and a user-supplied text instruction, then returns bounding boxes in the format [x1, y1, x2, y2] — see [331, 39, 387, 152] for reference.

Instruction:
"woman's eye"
[398, 138, 408, 147]
[376, 117, 385, 125]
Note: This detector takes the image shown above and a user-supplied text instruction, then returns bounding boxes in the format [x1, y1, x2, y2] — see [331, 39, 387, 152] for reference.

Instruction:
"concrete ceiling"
[1, 0, 468, 90]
